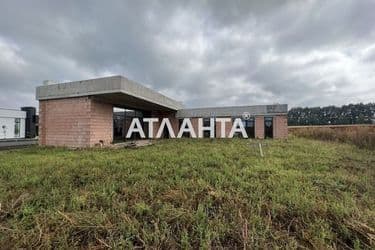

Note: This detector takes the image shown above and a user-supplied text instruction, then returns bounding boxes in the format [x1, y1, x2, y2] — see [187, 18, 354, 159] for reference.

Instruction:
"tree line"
[288, 103, 375, 126]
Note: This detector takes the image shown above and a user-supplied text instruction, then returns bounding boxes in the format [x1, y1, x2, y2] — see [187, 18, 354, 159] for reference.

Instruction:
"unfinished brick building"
[36, 76, 288, 147]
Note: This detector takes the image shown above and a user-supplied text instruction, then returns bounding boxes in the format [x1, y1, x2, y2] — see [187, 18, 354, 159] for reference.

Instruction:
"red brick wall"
[169, 117, 179, 136]
[39, 97, 113, 147]
[255, 116, 264, 139]
[89, 99, 113, 145]
[39, 101, 47, 145]
[273, 115, 288, 139]
[190, 118, 198, 137]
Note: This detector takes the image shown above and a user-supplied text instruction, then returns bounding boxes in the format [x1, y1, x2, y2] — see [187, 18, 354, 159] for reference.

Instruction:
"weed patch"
[0, 138, 374, 248]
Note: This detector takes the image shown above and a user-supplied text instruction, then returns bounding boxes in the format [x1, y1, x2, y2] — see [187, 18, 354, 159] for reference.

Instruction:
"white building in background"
[0, 108, 26, 139]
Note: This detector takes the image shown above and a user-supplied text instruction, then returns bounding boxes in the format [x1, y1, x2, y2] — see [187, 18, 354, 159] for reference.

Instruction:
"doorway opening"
[264, 117, 273, 138]
[243, 117, 255, 138]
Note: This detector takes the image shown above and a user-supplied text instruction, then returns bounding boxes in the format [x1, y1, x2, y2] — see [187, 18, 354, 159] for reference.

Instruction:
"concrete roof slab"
[36, 75, 183, 111]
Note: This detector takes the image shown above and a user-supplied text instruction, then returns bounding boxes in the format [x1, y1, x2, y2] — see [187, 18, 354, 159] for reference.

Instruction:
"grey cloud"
[0, 0, 374, 110]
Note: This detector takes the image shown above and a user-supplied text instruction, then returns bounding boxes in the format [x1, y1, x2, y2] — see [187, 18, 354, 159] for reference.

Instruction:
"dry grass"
[290, 125, 375, 149]
[0, 138, 374, 248]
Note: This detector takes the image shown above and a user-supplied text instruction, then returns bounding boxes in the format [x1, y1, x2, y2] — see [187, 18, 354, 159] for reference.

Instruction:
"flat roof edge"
[175, 113, 288, 118]
[35, 75, 183, 111]
[176, 104, 288, 118]
[178, 104, 288, 111]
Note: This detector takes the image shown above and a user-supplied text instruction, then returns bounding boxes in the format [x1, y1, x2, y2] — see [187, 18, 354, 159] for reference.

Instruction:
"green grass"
[0, 138, 374, 249]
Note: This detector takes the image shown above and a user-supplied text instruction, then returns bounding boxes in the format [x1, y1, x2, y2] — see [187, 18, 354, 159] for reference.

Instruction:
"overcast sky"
[0, 0, 374, 110]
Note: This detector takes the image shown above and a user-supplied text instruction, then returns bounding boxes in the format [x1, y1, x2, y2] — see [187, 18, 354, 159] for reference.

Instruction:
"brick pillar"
[169, 117, 179, 136]
[150, 111, 178, 138]
[38, 101, 47, 145]
[215, 118, 233, 138]
[255, 116, 264, 139]
[273, 115, 288, 139]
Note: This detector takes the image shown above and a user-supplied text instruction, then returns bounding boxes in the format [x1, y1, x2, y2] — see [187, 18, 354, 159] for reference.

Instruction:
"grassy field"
[289, 125, 375, 150]
[0, 138, 374, 249]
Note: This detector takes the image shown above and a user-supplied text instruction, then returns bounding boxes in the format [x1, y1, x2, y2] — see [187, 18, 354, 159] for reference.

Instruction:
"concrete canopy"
[36, 75, 183, 112]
